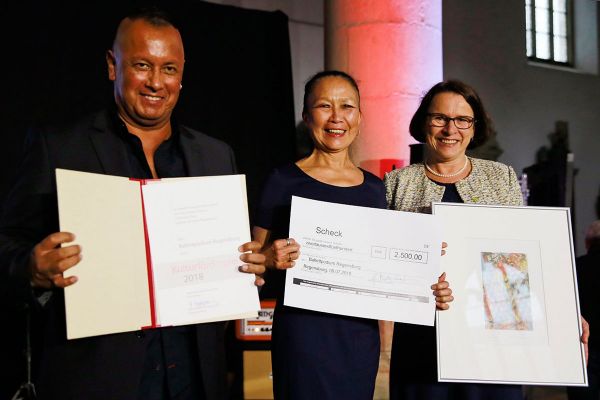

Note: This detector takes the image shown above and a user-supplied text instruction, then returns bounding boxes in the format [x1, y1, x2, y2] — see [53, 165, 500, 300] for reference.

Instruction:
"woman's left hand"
[581, 315, 590, 364]
[238, 241, 266, 287]
[432, 272, 453, 310]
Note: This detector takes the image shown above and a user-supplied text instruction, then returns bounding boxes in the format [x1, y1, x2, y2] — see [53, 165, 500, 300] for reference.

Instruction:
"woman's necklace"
[424, 157, 469, 178]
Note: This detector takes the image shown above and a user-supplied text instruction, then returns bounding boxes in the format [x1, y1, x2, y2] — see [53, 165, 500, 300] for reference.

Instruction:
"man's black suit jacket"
[0, 110, 236, 400]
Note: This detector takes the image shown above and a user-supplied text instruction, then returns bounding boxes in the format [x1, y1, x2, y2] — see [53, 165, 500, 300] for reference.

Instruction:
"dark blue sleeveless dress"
[254, 163, 387, 400]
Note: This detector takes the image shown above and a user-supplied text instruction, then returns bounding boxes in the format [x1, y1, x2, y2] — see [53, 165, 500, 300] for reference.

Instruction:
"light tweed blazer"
[383, 157, 523, 213]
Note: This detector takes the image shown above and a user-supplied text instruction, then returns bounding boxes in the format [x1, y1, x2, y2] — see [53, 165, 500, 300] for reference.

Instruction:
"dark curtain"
[0, 1, 296, 397]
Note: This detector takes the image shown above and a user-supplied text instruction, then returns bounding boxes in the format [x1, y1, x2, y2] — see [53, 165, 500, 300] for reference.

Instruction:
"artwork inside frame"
[433, 203, 586, 386]
[480, 251, 532, 331]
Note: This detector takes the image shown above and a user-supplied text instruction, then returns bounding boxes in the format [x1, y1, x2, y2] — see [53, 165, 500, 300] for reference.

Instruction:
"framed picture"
[433, 203, 586, 386]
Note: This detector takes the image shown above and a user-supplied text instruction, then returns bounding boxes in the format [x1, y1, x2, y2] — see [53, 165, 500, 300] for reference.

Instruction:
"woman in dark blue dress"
[252, 71, 452, 399]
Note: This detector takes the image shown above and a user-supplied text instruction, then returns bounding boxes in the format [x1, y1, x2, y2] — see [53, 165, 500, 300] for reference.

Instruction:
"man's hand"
[30, 232, 81, 289]
[238, 241, 266, 287]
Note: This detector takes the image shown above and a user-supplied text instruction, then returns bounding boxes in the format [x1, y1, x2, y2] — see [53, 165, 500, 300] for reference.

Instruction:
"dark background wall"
[0, 1, 296, 397]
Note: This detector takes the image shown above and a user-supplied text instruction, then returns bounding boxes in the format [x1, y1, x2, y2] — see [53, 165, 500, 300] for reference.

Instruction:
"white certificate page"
[142, 175, 259, 326]
[285, 196, 442, 325]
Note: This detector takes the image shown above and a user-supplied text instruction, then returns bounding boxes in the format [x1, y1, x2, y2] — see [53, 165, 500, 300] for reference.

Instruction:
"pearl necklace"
[424, 157, 469, 178]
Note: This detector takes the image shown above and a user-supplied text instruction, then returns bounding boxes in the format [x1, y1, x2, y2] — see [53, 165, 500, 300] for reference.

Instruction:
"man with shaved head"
[0, 7, 264, 400]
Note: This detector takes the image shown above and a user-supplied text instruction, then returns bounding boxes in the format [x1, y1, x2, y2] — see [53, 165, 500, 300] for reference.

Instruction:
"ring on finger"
[286, 238, 291, 246]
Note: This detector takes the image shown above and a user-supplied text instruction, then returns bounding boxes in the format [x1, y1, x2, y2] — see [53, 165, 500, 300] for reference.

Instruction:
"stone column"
[325, 0, 443, 176]
[324, 1, 443, 396]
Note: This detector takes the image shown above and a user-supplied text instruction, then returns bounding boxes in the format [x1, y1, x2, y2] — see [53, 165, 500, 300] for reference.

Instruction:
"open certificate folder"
[56, 169, 259, 340]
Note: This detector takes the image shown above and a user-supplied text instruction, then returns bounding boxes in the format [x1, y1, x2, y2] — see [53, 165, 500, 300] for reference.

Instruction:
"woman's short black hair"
[409, 80, 492, 149]
[302, 70, 360, 115]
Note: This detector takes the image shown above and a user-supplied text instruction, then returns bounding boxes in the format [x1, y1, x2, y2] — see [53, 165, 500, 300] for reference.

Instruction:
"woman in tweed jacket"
[386, 80, 589, 399]
[385, 156, 523, 213]
[384, 80, 525, 400]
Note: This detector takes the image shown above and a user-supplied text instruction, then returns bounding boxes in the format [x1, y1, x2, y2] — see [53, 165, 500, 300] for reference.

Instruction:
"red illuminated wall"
[325, 0, 443, 178]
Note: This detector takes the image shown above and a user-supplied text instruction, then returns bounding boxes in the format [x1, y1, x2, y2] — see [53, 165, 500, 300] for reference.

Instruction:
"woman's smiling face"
[303, 76, 361, 154]
[425, 91, 475, 162]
